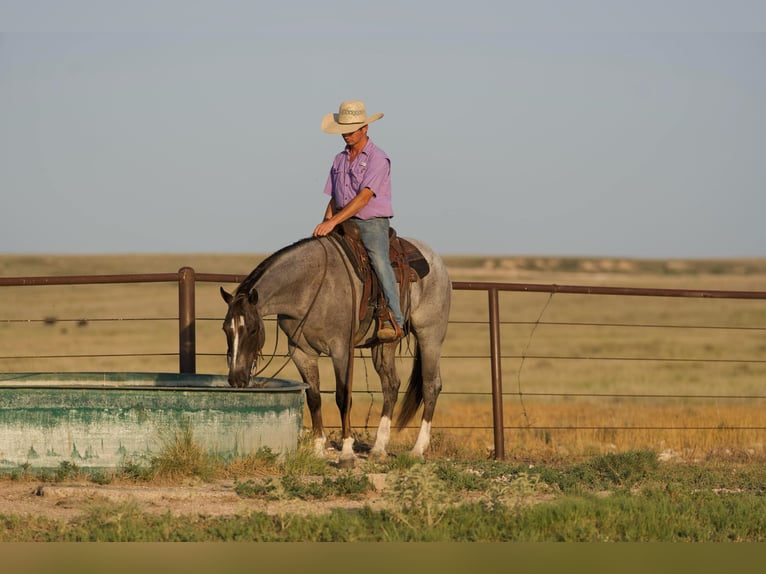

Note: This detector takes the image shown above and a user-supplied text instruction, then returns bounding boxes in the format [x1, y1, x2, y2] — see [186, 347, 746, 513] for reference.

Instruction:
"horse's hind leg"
[369, 341, 400, 459]
[410, 333, 444, 458]
[290, 345, 326, 455]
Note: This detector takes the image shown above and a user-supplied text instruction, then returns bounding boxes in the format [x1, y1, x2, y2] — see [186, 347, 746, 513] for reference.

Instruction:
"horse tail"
[395, 342, 423, 430]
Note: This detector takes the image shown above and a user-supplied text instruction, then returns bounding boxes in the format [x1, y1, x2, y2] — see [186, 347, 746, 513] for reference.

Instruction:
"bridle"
[229, 236, 354, 383]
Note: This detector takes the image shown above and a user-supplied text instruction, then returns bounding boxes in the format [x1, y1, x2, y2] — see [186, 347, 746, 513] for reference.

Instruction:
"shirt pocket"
[330, 166, 345, 189]
[349, 163, 368, 188]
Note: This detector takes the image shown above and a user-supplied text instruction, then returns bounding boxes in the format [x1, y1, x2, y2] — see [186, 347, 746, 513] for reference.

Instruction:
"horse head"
[220, 287, 265, 388]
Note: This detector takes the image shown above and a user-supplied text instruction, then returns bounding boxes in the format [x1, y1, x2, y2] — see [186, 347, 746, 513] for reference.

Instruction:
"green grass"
[2, 450, 765, 541]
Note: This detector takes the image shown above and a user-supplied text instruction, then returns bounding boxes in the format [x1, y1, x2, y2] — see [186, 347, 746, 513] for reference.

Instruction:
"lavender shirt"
[323, 138, 393, 220]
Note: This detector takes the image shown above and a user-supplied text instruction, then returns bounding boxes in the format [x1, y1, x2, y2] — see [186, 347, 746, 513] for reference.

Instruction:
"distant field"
[1, 253, 765, 461]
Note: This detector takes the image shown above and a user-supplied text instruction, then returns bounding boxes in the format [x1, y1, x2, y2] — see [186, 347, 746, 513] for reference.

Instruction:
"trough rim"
[0, 372, 308, 392]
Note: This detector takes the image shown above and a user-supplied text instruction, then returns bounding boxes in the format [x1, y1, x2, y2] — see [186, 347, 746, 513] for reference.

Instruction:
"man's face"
[342, 125, 367, 147]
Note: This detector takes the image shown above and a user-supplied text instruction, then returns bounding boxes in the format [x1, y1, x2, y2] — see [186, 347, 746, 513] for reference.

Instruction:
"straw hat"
[321, 100, 384, 134]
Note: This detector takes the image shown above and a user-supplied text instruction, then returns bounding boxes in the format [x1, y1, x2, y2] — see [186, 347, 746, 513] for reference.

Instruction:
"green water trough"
[0, 372, 307, 470]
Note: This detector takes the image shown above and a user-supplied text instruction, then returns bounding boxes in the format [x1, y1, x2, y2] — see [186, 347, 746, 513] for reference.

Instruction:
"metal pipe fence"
[2, 268, 766, 459]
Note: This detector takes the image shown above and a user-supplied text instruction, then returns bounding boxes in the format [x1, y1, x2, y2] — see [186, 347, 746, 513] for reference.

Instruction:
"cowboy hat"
[321, 100, 384, 134]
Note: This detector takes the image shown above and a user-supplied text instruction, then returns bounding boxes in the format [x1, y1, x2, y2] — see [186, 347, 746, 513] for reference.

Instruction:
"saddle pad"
[394, 238, 430, 280]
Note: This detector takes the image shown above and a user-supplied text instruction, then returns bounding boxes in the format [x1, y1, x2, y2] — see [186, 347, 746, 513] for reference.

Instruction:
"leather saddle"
[330, 220, 430, 344]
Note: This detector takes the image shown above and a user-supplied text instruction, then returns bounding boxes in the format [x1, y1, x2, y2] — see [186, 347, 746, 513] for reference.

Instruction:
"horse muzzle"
[227, 372, 251, 388]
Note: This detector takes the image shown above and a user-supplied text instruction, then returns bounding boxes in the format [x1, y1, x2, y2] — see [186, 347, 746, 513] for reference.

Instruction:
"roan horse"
[220, 233, 451, 467]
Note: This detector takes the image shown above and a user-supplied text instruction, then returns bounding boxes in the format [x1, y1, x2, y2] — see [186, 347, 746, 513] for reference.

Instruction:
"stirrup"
[377, 316, 404, 342]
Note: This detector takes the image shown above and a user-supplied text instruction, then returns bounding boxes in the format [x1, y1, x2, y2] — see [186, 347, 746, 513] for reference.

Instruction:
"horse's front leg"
[331, 350, 355, 468]
[290, 345, 326, 456]
[369, 341, 400, 460]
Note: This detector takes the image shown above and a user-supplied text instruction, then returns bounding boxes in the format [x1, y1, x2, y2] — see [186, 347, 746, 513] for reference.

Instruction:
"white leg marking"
[370, 416, 391, 457]
[411, 420, 432, 457]
[313, 435, 327, 457]
[340, 437, 355, 460]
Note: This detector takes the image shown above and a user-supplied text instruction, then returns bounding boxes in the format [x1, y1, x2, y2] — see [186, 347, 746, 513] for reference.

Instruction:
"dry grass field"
[1, 253, 765, 463]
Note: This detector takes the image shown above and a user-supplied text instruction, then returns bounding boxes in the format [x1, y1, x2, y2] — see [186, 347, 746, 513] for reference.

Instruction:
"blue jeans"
[354, 217, 405, 327]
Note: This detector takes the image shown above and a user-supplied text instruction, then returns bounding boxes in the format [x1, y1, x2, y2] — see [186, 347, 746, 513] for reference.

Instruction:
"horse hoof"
[337, 456, 355, 469]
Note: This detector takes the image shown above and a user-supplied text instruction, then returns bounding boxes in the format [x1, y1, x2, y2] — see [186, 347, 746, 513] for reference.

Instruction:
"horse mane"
[236, 237, 316, 296]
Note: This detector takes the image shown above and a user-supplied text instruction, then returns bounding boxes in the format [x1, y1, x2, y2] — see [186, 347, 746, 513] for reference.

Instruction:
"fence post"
[178, 267, 196, 374]
[488, 287, 505, 459]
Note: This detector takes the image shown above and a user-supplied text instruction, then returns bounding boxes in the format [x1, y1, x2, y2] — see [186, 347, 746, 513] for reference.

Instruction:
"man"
[313, 100, 404, 341]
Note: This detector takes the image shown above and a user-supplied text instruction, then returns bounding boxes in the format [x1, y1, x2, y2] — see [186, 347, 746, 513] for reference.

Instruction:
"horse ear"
[248, 289, 259, 305]
[220, 287, 233, 305]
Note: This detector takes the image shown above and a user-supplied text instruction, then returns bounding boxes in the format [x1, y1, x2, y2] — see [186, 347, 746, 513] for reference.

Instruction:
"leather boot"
[377, 317, 404, 342]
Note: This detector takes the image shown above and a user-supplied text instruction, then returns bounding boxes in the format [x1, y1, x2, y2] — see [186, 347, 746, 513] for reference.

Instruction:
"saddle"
[330, 220, 430, 344]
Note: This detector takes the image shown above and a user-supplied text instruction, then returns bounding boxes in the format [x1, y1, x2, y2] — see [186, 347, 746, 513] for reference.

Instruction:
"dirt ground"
[0, 473, 391, 522]
[0, 447, 392, 522]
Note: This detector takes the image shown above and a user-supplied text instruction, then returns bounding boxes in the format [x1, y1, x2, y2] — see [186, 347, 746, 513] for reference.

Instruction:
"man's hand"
[313, 220, 336, 237]
[314, 187, 372, 237]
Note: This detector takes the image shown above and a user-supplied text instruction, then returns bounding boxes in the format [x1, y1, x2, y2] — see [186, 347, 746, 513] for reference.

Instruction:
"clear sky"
[1, 1, 764, 258]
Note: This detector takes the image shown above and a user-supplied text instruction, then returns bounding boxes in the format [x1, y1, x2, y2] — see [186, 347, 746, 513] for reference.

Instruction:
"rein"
[251, 237, 333, 380]
[328, 234, 361, 391]
[254, 235, 359, 390]
[328, 233, 361, 343]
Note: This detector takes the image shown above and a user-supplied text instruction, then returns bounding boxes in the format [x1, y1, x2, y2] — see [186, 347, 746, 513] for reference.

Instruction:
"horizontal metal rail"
[452, 281, 766, 299]
[0, 274, 180, 286]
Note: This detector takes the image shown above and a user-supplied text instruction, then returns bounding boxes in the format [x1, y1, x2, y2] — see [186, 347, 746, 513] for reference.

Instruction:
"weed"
[253, 446, 279, 466]
[55, 461, 81, 482]
[272, 471, 372, 501]
[35, 469, 54, 482]
[384, 462, 454, 529]
[149, 420, 218, 481]
[280, 443, 327, 477]
[427, 430, 475, 460]
[119, 460, 153, 482]
[434, 461, 485, 491]
[234, 477, 278, 499]
[74, 501, 150, 541]
[384, 453, 422, 473]
[585, 449, 658, 489]
[89, 469, 113, 485]
[224, 447, 281, 478]
[481, 471, 543, 512]
[280, 474, 327, 499]
[329, 472, 372, 498]
[526, 449, 658, 493]
[5, 463, 31, 481]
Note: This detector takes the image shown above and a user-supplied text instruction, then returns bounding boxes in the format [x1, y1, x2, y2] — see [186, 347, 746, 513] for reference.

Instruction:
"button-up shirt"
[323, 138, 393, 220]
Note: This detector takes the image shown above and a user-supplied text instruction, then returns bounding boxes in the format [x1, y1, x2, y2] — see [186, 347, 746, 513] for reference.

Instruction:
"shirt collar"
[344, 138, 375, 157]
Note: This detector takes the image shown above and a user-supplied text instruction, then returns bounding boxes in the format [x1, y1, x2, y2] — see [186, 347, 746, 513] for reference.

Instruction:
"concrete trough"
[0, 372, 307, 470]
